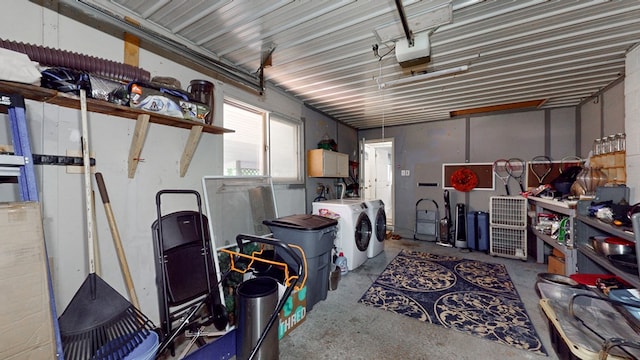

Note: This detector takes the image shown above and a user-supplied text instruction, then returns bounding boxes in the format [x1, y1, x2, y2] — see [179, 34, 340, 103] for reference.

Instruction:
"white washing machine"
[312, 199, 372, 271]
[364, 199, 386, 258]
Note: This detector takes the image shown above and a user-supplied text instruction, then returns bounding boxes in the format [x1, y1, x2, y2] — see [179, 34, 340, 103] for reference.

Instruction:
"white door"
[364, 145, 375, 199]
[361, 138, 394, 228]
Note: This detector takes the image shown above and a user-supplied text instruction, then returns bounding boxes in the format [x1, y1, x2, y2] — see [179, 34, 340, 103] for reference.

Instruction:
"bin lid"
[263, 214, 337, 230]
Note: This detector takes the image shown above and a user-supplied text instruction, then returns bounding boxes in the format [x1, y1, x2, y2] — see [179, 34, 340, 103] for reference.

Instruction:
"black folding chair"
[151, 190, 227, 356]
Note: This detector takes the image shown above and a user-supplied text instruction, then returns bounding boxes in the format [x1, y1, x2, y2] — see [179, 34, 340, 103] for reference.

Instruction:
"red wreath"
[451, 168, 479, 192]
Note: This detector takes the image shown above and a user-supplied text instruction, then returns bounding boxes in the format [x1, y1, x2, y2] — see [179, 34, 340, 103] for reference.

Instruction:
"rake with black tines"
[58, 90, 156, 360]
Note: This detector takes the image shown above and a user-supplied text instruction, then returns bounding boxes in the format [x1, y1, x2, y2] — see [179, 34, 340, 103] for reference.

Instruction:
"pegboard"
[442, 163, 494, 190]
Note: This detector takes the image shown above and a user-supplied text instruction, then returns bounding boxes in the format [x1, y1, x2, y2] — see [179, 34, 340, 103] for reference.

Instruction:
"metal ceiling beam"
[394, 0, 414, 45]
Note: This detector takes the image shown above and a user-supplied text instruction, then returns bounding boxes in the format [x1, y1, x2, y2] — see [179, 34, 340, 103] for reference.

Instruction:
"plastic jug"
[335, 252, 348, 275]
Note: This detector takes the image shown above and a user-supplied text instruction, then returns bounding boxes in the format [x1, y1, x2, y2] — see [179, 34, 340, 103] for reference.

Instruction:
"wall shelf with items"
[0, 81, 234, 178]
[574, 186, 639, 288]
[529, 196, 577, 275]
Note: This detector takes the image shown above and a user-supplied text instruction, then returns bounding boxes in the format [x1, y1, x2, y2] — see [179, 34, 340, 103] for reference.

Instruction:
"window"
[222, 101, 265, 176]
[269, 114, 303, 183]
[223, 100, 303, 183]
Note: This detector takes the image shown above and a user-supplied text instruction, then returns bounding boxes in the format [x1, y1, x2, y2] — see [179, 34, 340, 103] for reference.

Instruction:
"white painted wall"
[0, 0, 312, 323]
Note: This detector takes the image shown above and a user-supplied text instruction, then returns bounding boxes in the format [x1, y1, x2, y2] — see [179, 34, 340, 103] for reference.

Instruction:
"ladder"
[0, 92, 38, 201]
[0, 91, 64, 359]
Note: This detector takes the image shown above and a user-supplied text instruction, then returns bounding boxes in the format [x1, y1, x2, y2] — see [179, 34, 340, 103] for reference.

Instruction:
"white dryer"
[312, 199, 372, 271]
[364, 199, 386, 258]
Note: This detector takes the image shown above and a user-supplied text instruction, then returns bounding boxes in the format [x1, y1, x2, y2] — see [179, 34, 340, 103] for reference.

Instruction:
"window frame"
[222, 98, 267, 177]
[267, 112, 304, 184]
[222, 98, 304, 184]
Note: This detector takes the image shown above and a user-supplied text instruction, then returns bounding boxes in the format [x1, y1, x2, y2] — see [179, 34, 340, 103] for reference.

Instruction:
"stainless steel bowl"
[590, 236, 634, 256]
[535, 273, 584, 299]
[589, 236, 605, 253]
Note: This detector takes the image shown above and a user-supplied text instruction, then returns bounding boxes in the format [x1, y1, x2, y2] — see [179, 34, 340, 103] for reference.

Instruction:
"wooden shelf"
[0, 81, 233, 178]
[575, 194, 639, 288]
[528, 196, 577, 212]
[0, 81, 233, 135]
[576, 215, 634, 242]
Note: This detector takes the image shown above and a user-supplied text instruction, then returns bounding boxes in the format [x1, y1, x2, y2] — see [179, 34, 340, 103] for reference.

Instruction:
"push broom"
[58, 89, 156, 360]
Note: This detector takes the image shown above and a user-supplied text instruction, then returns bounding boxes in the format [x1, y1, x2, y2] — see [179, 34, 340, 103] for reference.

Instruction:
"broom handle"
[80, 89, 95, 275]
[95, 172, 140, 309]
[92, 190, 101, 276]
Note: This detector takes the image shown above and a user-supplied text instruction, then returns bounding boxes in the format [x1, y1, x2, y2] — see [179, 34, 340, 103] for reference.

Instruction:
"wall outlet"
[400, 170, 410, 176]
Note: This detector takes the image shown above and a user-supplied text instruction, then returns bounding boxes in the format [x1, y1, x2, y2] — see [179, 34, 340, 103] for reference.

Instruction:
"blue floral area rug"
[358, 250, 547, 356]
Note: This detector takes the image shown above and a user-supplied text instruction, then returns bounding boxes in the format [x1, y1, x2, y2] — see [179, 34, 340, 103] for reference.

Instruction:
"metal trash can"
[263, 214, 337, 311]
[236, 277, 279, 360]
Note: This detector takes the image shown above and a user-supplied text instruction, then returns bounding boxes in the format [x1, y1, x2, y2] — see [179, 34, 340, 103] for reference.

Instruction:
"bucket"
[95, 330, 159, 360]
[124, 330, 159, 360]
[236, 277, 279, 360]
[188, 79, 214, 125]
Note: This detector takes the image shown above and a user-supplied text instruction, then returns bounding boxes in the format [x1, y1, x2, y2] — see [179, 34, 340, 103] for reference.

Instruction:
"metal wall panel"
[603, 82, 626, 137]
[580, 98, 602, 157]
[549, 107, 577, 161]
[469, 112, 545, 164]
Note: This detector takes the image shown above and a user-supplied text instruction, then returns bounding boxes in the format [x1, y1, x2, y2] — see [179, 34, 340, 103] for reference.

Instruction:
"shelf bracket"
[180, 125, 203, 177]
[127, 113, 150, 179]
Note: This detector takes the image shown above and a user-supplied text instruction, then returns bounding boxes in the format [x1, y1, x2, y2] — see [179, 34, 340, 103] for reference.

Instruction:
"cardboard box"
[0, 202, 57, 359]
[278, 286, 307, 340]
[552, 248, 565, 259]
[548, 255, 566, 275]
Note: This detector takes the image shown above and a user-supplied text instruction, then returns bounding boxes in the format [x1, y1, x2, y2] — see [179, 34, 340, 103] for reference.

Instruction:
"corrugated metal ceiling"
[74, 0, 640, 129]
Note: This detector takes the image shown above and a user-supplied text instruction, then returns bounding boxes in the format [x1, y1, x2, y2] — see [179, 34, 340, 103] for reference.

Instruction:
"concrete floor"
[167, 237, 560, 360]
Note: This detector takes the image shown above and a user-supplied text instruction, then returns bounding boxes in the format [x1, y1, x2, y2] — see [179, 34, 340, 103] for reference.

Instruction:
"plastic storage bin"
[263, 214, 337, 311]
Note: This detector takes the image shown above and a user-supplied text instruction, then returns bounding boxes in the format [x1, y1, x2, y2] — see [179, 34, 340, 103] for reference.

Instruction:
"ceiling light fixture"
[377, 65, 469, 89]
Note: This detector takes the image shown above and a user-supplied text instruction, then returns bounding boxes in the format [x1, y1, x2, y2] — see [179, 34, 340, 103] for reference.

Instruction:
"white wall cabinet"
[307, 149, 348, 177]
